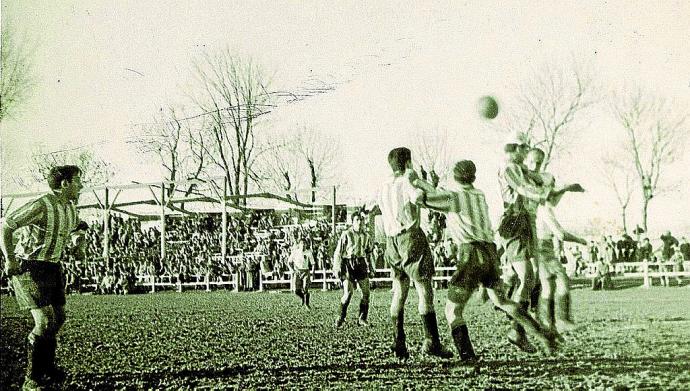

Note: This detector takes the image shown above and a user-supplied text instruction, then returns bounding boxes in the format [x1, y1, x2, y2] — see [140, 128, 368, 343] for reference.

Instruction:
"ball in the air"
[477, 96, 499, 119]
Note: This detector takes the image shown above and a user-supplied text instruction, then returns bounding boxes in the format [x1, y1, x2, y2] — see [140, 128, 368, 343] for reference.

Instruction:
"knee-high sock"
[392, 309, 406, 345]
[451, 324, 476, 360]
[555, 293, 572, 322]
[359, 300, 369, 321]
[26, 334, 45, 380]
[421, 312, 442, 345]
[339, 298, 350, 321]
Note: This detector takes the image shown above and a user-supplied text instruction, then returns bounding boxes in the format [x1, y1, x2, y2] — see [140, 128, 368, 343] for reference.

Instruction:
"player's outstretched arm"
[423, 190, 456, 214]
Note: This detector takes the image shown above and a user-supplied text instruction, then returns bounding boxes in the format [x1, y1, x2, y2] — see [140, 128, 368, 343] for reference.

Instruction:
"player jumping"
[523, 148, 586, 335]
[421, 160, 558, 360]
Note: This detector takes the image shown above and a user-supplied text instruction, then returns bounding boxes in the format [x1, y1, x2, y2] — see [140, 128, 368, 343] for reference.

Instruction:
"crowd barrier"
[3, 261, 689, 295]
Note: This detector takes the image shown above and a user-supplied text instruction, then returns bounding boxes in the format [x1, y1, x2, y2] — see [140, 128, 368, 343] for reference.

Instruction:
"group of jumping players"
[287, 133, 588, 362]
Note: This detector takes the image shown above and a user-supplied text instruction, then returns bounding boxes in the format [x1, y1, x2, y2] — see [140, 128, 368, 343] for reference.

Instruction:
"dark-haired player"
[424, 160, 558, 360]
[1, 165, 83, 390]
[333, 213, 373, 327]
[376, 147, 453, 360]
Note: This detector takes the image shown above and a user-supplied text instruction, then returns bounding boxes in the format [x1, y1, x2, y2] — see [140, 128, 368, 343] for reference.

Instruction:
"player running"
[422, 160, 558, 360]
[376, 147, 453, 360]
[523, 148, 586, 335]
[288, 238, 315, 309]
[1, 166, 84, 391]
[333, 213, 375, 327]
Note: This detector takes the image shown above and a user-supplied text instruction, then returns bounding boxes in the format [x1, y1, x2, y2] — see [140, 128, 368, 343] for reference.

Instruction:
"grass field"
[2, 285, 689, 390]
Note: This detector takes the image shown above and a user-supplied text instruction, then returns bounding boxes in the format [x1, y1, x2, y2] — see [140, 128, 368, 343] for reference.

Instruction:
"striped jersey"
[4, 193, 79, 262]
[498, 161, 550, 213]
[443, 183, 494, 244]
[334, 228, 371, 260]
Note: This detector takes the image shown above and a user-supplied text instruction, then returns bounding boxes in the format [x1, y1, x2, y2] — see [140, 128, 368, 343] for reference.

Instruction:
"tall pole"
[221, 177, 228, 271]
[160, 183, 166, 263]
[332, 186, 336, 237]
[103, 187, 110, 265]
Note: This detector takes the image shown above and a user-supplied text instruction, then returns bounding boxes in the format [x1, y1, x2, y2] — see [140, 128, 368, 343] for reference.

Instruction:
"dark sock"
[359, 301, 369, 321]
[26, 334, 45, 381]
[530, 285, 541, 311]
[305, 292, 310, 306]
[339, 300, 350, 321]
[451, 324, 476, 360]
[421, 312, 441, 345]
[392, 310, 406, 344]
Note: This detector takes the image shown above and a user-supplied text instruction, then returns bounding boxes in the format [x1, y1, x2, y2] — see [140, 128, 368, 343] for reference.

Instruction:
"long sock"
[538, 298, 555, 331]
[512, 301, 529, 336]
[451, 324, 476, 360]
[305, 292, 310, 306]
[421, 312, 442, 345]
[530, 285, 541, 312]
[359, 301, 369, 321]
[26, 334, 44, 381]
[556, 293, 572, 322]
[392, 310, 406, 345]
[339, 300, 350, 321]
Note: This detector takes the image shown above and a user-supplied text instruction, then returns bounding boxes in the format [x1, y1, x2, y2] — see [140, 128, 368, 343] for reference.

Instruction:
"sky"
[1, 1, 689, 236]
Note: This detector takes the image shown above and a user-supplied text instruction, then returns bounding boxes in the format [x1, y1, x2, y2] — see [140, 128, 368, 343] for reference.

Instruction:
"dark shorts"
[292, 269, 311, 292]
[385, 227, 435, 282]
[343, 257, 369, 282]
[450, 242, 502, 291]
[503, 216, 536, 263]
[12, 260, 66, 310]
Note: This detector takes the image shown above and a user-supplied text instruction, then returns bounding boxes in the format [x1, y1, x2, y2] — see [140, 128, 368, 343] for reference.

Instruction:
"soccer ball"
[477, 96, 499, 119]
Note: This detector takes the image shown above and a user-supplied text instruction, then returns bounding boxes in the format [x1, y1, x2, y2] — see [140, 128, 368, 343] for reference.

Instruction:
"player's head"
[452, 160, 476, 185]
[351, 213, 362, 231]
[387, 147, 412, 174]
[48, 165, 83, 201]
[524, 148, 545, 172]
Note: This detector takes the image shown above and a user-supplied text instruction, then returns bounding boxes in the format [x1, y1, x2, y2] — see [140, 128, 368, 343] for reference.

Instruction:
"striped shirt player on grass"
[333, 213, 375, 328]
[1, 165, 85, 391]
[421, 160, 558, 361]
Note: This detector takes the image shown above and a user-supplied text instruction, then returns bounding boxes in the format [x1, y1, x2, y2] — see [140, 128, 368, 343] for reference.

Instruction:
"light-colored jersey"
[289, 244, 314, 271]
[4, 193, 79, 262]
[377, 174, 422, 237]
[443, 183, 494, 244]
[498, 161, 550, 214]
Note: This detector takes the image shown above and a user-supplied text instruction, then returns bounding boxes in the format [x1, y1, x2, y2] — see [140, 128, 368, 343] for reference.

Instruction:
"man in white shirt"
[288, 238, 315, 308]
[377, 147, 452, 360]
[524, 148, 586, 335]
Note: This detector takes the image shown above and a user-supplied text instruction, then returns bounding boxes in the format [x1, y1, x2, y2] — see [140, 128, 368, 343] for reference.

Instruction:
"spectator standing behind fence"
[660, 231, 679, 262]
[638, 238, 653, 262]
[670, 245, 684, 286]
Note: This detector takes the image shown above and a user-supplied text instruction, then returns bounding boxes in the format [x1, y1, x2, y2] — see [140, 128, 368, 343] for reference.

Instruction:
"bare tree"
[495, 62, 597, 169]
[14, 147, 115, 190]
[0, 25, 35, 122]
[254, 133, 304, 201]
[293, 125, 341, 203]
[610, 89, 688, 232]
[129, 106, 209, 199]
[191, 49, 273, 205]
[410, 128, 452, 185]
[600, 156, 635, 233]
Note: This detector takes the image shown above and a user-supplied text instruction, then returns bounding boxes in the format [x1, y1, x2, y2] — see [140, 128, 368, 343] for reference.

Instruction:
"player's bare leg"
[414, 278, 453, 359]
[336, 279, 355, 328]
[445, 286, 477, 361]
[357, 279, 371, 326]
[390, 275, 410, 359]
[537, 268, 557, 334]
